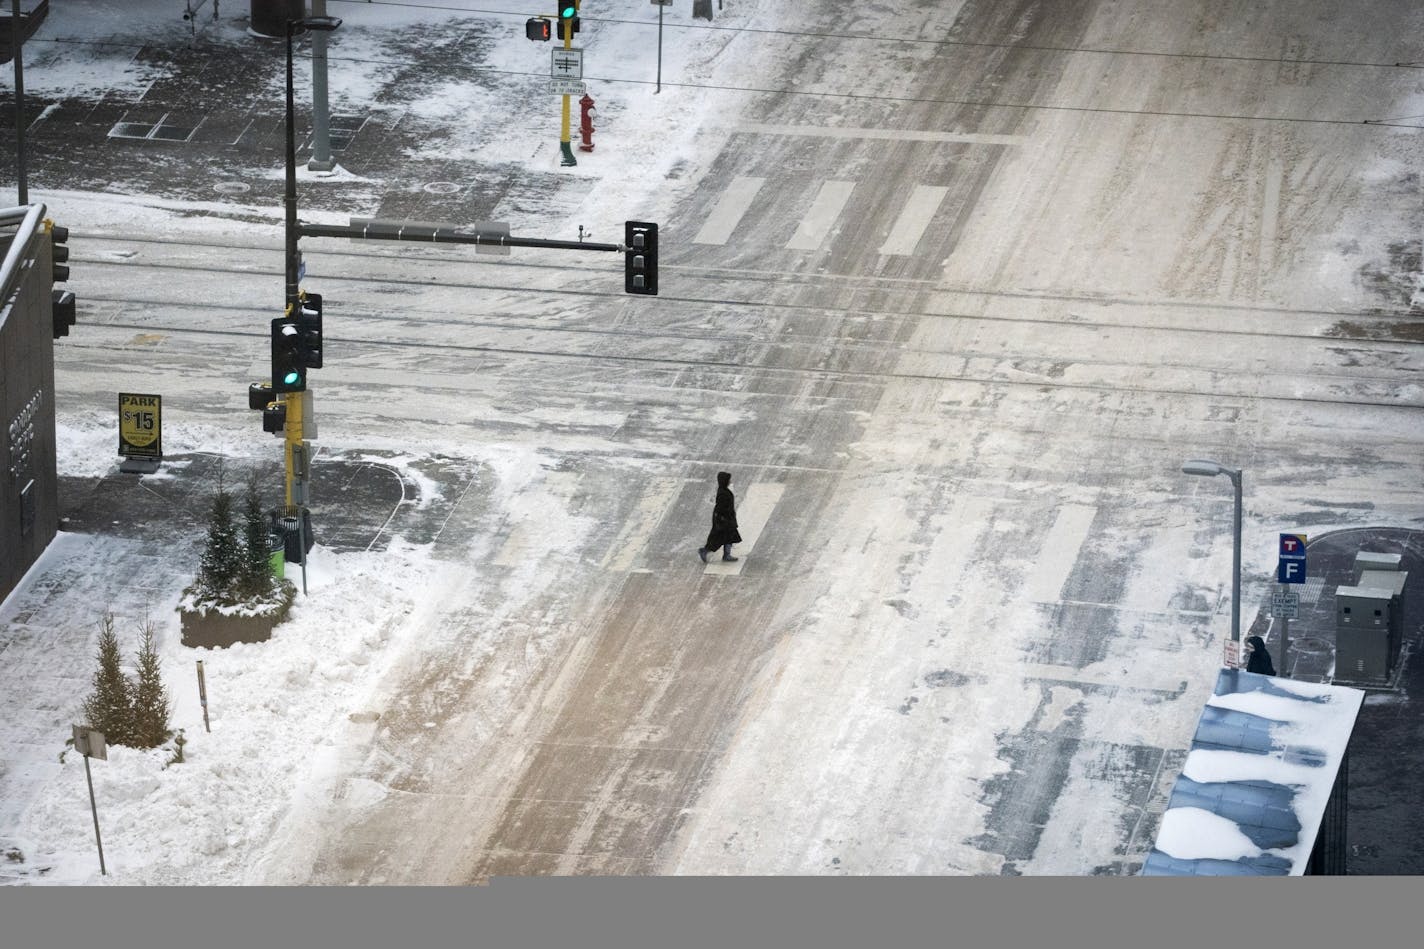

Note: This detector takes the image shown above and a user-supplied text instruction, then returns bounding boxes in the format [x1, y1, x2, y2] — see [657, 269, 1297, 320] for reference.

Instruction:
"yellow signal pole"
[559, 10, 576, 166]
[283, 391, 304, 510]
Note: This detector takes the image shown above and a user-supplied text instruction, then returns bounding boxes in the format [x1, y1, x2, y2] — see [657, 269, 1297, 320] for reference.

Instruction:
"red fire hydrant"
[578, 93, 596, 152]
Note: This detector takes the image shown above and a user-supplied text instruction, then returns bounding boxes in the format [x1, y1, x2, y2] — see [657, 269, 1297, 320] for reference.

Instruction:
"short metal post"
[83, 754, 106, 876]
[197, 659, 210, 732]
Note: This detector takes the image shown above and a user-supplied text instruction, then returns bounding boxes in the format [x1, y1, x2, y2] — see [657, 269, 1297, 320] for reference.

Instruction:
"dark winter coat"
[1245, 635, 1276, 676]
[704, 471, 742, 549]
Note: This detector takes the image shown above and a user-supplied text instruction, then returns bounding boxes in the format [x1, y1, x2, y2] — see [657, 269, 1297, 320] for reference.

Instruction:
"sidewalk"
[1246, 528, 1424, 874]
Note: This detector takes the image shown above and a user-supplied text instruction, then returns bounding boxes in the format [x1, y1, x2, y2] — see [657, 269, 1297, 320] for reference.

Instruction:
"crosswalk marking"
[878, 184, 949, 256]
[703, 482, 785, 577]
[1026, 504, 1097, 603]
[693, 176, 766, 245]
[735, 123, 1024, 147]
[600, 477, 685, 573]
[786, 180, 856, 251]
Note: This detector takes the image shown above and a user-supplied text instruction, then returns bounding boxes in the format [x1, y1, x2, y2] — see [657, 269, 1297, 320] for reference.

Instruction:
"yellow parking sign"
[118, 393, 162, 459]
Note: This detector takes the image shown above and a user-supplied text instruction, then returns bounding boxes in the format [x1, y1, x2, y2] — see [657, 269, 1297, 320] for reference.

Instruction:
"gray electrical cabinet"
[1335, 584, 1394, 683]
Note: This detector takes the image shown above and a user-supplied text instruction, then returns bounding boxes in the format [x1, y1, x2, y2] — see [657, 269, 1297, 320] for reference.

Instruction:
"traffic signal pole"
[559, 7, 576, 166]
[298, 221, 620, 253]
[283, 391, 304, 510]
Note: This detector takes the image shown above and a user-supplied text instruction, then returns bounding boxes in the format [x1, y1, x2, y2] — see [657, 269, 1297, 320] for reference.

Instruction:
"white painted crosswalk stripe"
[786, 180, 856, 251]
[693, 176, 766, 245]
[601, 477, 685, 573]
[703, 482, 784, 577]
[1026, 504, 1097, 603]
[878, 184, 949, 256]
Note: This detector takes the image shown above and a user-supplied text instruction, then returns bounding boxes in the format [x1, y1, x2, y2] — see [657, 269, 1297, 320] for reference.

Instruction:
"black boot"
[698, 547, 708, 563]
[721, 545, 738, 562]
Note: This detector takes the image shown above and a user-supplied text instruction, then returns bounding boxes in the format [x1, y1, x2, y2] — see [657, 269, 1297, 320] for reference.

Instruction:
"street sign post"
[551, 48, 583, 79]
[1273, 533, 1307, 677]
[1277, 532, 1307, 584]
[1271, 590, 1300, 619]
[72, 724, 107, 875]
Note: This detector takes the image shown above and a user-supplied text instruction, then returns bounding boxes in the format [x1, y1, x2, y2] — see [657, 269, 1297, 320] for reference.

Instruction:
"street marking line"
[601, 477, 685, 572]
[736, 123, 1024, 147]
[786, 180, 856, 251]
[878, 185, 949, 256]
[704, 482, 785, 577]
[693, 176, 766, 245]
[1025, 504, 1097, 603]
[540, 635, 590, 711]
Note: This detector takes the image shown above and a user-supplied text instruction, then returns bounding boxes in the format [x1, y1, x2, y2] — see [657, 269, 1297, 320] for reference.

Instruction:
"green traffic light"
[283, 371, 302, 385]
[560, 5, 575, 16]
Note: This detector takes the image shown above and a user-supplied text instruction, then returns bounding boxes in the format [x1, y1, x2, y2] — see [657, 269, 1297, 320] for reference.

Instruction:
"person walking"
[1245, 635, 1276, 676]
[698, 471, 742, 563]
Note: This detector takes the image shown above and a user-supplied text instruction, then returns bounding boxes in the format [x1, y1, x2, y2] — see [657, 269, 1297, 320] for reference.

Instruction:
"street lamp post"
[284, 15, 342, 308]
[1182, 459, 1243, 648]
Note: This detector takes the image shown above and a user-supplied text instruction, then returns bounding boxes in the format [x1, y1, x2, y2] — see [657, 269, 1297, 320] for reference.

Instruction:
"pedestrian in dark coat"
[1245, 635, 1276, 676]
[698, 471, 742, 563]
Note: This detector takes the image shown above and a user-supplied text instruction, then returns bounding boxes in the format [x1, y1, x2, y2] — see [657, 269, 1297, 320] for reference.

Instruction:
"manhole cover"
[423, 181, 461, 194]
[213, 181, 251, 194]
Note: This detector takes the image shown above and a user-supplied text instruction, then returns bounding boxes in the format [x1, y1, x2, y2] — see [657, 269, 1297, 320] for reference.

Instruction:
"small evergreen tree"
[239, 477, 274, 599]
[82, 613, 133, 747]
[195, 484, 242, 603]
[129, 617, 171, 749]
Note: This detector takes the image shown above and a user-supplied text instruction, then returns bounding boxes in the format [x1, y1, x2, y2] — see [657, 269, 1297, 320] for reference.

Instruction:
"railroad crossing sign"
[1271, 590, 1300, 619]
[551, 48, 583, 79]
[548, 79, 587, 96]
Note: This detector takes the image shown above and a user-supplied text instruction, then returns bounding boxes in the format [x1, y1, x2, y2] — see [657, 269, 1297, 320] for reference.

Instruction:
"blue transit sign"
[1277, 533, 1307, 584]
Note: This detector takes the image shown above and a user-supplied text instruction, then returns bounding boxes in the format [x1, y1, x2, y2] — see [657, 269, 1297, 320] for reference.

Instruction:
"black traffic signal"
[262, 400, 287, 434]
[250, 382, 285, 434]
[271, 313, 306, 393]
[525, 17, 551, 41]
[298, 292, 323, 370]
[47, 222, 70, 282]
[625, 221, 658, 295]
[48, 222, 75, 337]
[556, 4, 579, 40]
[52, 291, 76, 338]
[248, 381, 273, 411]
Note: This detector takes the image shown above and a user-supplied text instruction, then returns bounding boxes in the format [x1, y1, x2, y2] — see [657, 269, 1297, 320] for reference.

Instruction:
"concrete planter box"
[179, 607, 277, 649]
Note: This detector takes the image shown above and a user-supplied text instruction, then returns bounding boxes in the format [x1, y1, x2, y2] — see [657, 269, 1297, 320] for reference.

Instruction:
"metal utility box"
[1354, 551, 1402, 576]
[1335, 584, 1394, 683]
[1359, 569, 1408, 672]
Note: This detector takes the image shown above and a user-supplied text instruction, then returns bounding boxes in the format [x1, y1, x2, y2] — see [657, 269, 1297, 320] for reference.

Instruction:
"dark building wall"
[1, 230, 59, 603]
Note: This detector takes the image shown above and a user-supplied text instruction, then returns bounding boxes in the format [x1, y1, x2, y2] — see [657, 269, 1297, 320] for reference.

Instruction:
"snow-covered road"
[2, 0, 1421, 883]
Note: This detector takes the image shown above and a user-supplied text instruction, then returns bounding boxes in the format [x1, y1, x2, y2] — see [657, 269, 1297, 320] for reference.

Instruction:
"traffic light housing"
[47, 222, 70, 282]
[52, 291, 76, 338]
[556, 4, 579, 40]
[262, 400, 287, 434]
[47, 222, 75, 338]
[298, 292, 323, 370]
[248, 381, 273, 410]
[625, 221, 658, 295]
[271, 313, 306, 393]
[525, 17, 551, 41]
